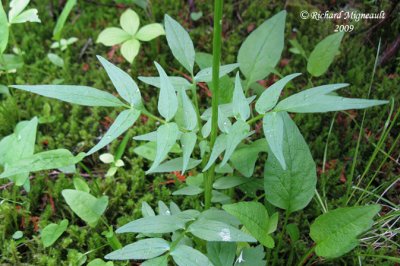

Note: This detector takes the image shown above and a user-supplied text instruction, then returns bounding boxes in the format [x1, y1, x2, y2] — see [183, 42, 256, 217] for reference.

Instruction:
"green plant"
[3, 2, 392, 265]
[96, 8, 165, 63]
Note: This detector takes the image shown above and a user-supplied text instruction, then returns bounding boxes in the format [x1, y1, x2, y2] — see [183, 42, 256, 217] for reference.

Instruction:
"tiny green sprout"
[96, 9, 165, 63]
[12, 230, 23, 240]
[50, 37, 78, 51]
[100, 153, 125, 177]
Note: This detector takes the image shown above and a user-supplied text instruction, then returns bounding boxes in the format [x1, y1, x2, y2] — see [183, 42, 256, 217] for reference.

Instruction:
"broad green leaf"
[180, 132, 196, 173]
[47, 53, 64, 67]
[0, 117, 37, 185]
[136, 23, 165, 41]
[105, 238, 169, 260]
[121, 38, 140, 63]
[212, 190, 231, 204]
[207, 242, 236, 266]
[154, 62, 178, 121]
[234, 245, 265, 266]
[52, 0, 76, 40]
[116, 215, 186, 234]
[12, 230, 23, 239]
[142, 201, 156, 217]
[255, 73, 301, 114]
[213, 176, 250, 190]
[9, 8, 40, 24]
[310, 205, 381, 258]
[238, 11, 286, 86]
[230, 139, 268, 177]
[232, 73, 250, 121]
[97, 55, 142, 107]
[223, 202, 275, 248]
[138, 76, 191, 91]
[87, 259, 114, 266]
[275, 83, 388, 113]
[146, 157, 201, 174]
[194, 63, 240, 83]
[220, 120, 252, 167]
[164, 14, 195, 74]
[141, 255, 169, 266]
[176, 88, 197, 131]
[62, 189, 108, 227]
[171, 245, 213, 266]
[12, 85, 125, 107]
[120, 9, 139, 35]
[203, 134, 227, 171]
[96, 27, 131, 46]
[0, 3, 9, 54]
[8, 0, 29, 21]
[264, 112, 316, 213]
[172, 185, 203, 196]
[307, 32, 344, 77]
[87, 109, 140, 155]
[147, 123, 179, 173]
[0, 53, 23, 71]
[73, 177, 90, 192]
[0, 149, 84, 179]
[263, 112, 285, 169]
[188, 219, 256, 242]
[41, 219, 69, 247]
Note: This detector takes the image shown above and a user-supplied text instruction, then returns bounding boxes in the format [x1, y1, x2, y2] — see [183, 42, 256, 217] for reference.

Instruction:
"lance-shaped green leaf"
[87, 109, 140, 155]
[264, 112, 316, 213]
[116, 215, 186, 234]
[223, 202, 276, 248]
[213, 176, 250, 190]
[154, 62, 178, 121]
[147, 123, 179, 173]
[52, 0, 76, 41]
[180, 132, 196, 173]
[171, 245, 213, 266]
[188, 219, 256, 242]
[307, 32, 344, 77]
[194, 63, 240, 83]
[255, 73, 301, 114]
[275, 83, 388, 113]
[0, 117, 37, 186]
[0, 149, 85, 178]
[164, 14, 195, 74]
[97, 56, 142, 108]
[263, 112, 285, 169]
[41, 219, 69, 247]
[62, 189, 108, 227]
[230, 139, 268, 177]
[203, 134, 227, 171]
[105, 238, 170, 260]
[176, 88, 197, 131]
[11, 85, 125, 107]
[0, 3, 8, 54]
[207, 242, 236, 266]
[238, 11, 286, 86]
[172, 185, 203, 196]
[232, 73, 250, 121]
[138, 76, 191, 91]
[310, 205, 381, 258]
[147, 157, 201, 174]
[220, 120, 252, 167]
[142, 201, 156, 217]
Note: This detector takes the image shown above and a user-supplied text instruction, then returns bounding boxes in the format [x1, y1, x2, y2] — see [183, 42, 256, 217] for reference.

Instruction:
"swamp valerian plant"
[2, 0, 390, 264]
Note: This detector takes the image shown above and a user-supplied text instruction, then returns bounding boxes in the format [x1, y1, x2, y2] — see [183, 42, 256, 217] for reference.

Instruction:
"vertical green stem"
[204, 0, 223, 209]
[272, 211, 289, 266]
